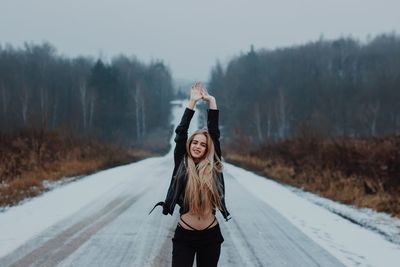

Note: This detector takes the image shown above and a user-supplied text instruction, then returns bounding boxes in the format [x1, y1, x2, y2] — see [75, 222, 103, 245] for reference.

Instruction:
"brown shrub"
[224, 135, 400, 218]
[0, 130, 158, 208]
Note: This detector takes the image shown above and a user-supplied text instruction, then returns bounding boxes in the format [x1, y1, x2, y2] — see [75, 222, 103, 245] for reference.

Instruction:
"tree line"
[0, 42, 174, 145]
[208, 34, 400, 144]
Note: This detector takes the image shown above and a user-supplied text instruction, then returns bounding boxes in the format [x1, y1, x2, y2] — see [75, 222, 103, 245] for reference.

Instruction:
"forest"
[206, 33, 400, 216]
[0, 42, 174, 146]
[0, 43, 174, 207]
[209, 34, 400, 143]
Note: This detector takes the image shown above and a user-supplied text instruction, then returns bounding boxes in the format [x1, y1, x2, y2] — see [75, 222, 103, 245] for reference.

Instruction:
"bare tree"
[253, 102, 263, 142]
[19, 82, 30, 125]
[134, 82, 146, 141]
[278, 88, 288, 139]
[79, 79, 88, 130]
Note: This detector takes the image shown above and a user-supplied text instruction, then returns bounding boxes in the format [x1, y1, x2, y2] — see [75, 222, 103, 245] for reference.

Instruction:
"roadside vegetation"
[224, 135, 400, 218]
[0, 129, 169, 209]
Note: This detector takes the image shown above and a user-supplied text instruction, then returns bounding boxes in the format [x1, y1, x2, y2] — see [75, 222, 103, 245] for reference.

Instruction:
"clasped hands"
[190, 81, 214, 103]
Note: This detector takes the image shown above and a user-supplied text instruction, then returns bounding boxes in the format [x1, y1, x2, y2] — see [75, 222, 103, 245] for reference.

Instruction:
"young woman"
[150, 81, 231, 267]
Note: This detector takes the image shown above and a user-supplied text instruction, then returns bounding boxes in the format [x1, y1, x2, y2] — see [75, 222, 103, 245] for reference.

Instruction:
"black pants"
[171, 223, 224, 267]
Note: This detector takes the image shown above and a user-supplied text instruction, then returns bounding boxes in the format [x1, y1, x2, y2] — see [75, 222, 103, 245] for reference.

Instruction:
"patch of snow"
[288, 186, 400, 246]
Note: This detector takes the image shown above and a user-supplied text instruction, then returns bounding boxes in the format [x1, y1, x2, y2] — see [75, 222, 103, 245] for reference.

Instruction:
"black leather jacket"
[149, 107, 231, 221]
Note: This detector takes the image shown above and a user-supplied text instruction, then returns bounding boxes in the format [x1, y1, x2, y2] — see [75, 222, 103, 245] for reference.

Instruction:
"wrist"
[208, 98, 217, 109]
[188, 99, 197, 110]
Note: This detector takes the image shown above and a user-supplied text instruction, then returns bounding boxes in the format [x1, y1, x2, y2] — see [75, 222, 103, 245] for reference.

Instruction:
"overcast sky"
[1, 0, 399, 82]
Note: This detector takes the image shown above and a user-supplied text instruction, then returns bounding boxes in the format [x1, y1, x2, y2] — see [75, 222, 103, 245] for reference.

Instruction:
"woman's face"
[190, 134, 207, 160]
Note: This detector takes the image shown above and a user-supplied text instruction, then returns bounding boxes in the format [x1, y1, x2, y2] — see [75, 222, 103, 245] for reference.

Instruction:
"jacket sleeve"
[174, 108, 195, 167]
[207, 109, 221, 159]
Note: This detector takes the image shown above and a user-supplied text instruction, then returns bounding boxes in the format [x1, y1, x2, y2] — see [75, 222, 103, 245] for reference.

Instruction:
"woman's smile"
[190, 134, 207, 158]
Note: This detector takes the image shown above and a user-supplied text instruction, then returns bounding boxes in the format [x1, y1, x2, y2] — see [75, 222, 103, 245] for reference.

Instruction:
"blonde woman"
[150, 81, 231, 267]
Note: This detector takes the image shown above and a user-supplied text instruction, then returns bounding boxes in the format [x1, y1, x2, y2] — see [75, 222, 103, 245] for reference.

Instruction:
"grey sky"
[1, 0, 399, 82]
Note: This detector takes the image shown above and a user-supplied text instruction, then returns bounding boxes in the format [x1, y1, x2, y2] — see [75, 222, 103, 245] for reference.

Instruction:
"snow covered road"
[1, 155, 344, 267]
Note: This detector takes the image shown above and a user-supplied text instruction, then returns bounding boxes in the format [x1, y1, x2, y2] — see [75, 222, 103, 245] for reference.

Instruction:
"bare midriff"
[179, 211, 218, 231]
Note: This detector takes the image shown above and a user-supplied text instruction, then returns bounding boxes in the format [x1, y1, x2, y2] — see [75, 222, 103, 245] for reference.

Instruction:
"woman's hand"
[201, 87, 217, 109]
[187, 81, 217, 110]
[200, 87, 215, 102]
[187, 81, 204, 110]
[190, 81, 203, 102]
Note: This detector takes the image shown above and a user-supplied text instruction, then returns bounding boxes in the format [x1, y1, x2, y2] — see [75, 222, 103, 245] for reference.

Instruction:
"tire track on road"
[229, 218, 266, 267]
[8, 187, 149, 267]
[149, 222, 177, 267]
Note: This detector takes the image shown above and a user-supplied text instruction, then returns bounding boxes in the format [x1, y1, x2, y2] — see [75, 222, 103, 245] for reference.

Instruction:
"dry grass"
[224, 135, 400, 218]
[0, 130, 159, 208]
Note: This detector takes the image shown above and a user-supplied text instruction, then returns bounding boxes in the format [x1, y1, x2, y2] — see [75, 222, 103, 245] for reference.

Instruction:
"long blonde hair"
[184, 129, 223, 217]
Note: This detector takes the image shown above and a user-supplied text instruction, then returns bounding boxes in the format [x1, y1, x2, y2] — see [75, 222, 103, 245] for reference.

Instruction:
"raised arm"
[173, 82, 203, 167]
[201, 88, 222, 159]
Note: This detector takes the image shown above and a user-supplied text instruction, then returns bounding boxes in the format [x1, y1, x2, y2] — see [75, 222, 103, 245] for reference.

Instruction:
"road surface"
[0, 154, 344, 267]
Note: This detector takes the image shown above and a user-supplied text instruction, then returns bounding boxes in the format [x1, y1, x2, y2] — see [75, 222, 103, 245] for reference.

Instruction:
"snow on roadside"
[0, 176, 83, 213]
[225, 163, 400, 267]
[289, 186, 400, 246]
